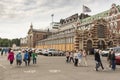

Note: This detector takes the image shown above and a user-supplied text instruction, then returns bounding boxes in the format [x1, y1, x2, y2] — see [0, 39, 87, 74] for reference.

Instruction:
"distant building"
[12, 43, 16, 49]
[20, 23, 51, 48]
[36, 4, 120, 53]
[36, 13, 90, 51]
[20, 37, 28, 48]
[51, 22, 61, 29]
[21, 4, 120, 54]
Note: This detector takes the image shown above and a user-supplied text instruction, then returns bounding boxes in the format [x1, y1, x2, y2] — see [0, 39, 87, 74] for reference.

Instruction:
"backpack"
[16, 53, 22, 60]
[24, 53, 29, 60]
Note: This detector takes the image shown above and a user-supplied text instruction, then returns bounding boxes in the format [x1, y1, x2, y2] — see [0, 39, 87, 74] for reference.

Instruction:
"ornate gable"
[109, 3, 119, 16]
[28, 23, 33, 34]
[94, 18, 107, 26]
[28, 29, 33, 34]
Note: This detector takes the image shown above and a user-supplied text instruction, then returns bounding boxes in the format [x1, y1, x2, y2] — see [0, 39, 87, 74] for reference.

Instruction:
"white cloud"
[0, 0, 81, 19]
[0, 0, 120, 39]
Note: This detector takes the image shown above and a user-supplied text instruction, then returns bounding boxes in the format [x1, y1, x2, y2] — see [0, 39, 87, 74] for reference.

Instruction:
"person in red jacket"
[8, 49, 15, 65]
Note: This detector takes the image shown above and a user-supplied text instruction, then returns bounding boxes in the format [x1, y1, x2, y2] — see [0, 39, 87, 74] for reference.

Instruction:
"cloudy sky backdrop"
[0, 0, 120, 39]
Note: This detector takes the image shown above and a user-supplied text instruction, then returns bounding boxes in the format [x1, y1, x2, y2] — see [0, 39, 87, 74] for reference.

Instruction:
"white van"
[42, 48, 59, 56]
[101, 48, 113, 57]
[113, 47, 120, 53]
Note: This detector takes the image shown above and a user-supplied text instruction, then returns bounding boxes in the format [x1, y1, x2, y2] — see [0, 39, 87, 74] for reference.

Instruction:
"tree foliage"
[0, 38, 20, 47]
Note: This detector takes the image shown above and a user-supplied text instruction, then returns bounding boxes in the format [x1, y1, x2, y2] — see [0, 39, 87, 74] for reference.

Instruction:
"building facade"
[20, 37, 28, 48]
[36, 4, 120, 53]
[20, 23, 51, 48]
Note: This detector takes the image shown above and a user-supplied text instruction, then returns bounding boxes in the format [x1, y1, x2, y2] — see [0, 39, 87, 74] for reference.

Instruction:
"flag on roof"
[83, 5, 91, 12]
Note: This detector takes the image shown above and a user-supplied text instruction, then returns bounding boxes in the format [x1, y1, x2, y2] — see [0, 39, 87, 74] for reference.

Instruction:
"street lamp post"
[51, 14, 54, 49]
[51, 14, 54, 23]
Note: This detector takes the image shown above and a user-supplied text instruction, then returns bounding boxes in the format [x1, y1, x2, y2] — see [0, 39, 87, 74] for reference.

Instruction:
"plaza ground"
[0, 54, 120, 80]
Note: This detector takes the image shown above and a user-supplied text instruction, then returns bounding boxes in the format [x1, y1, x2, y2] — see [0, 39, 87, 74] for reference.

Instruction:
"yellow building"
[36, 13, 90, 51]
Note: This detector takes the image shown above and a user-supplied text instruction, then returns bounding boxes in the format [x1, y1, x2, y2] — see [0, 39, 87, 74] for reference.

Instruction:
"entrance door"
[108, 41, 113, 48]
[98, 40, 105, 50]
[87, 40, 92, 54]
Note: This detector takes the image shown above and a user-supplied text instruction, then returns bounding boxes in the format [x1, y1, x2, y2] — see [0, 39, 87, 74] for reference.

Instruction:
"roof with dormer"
[28, 23, 49, 34]
[80, 5, 120, 25]
[28, 28, 49, 34]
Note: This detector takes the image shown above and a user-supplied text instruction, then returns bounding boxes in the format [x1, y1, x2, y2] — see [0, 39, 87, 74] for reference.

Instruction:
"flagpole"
[82, 5, 85, 14]
[82, 5, 91, 49]
[82, 5, 84, 50]
[82, 5, 84, 49]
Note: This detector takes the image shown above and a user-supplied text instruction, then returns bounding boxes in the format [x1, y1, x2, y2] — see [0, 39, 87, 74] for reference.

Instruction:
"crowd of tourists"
[94, 49, 116, 71]
[65, 48, 116, 71]
[65, 49, 88, 67]
[1, 48, 38, 67]
[0, 47, 117, 71]
[0, 48, 8, 56]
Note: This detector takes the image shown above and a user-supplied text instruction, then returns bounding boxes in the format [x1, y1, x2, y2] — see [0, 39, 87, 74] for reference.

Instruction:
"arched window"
[97, 25, 105, 38]
[108, 41, 113, 47]
[98, 40, 105, 50]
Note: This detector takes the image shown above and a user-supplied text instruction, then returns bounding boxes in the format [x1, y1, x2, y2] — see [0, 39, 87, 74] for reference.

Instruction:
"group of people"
[66, 49, 88, 67]
[66, 48, 116, 71]
[1, 48, 8, 56]
[1, 47, 117, 71]
[7, 49, 38, 66]
[94, 49, 116, 71]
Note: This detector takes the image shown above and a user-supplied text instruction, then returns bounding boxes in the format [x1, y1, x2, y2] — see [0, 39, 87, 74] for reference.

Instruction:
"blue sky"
[0, 0, 120, 39]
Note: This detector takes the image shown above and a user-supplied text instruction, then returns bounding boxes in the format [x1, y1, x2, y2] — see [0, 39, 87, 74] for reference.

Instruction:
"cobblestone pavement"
[0, 54, 120, 80]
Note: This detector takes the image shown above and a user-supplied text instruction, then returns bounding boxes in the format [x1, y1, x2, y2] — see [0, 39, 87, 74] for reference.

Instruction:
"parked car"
[101, 48, 113, 57]
[101, 50, 109, 57]
[115, 53, 120, 64]
[36, 49, 42, 55]
[42, 49, 59, 56]
[114, 47, 120, 65]
[57, 50, 65, 56]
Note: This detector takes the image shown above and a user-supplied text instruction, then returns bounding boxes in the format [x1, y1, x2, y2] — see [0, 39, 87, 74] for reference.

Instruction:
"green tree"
[11, 38, 20, 46]
[0, 38, 20, 47]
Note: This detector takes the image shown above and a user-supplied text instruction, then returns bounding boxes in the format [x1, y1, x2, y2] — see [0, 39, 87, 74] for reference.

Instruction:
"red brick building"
[27, 23, 50, 48]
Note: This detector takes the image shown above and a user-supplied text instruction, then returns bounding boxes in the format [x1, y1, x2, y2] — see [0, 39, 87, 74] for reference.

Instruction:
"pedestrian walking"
[8, 49, 15, 65]
[74, 50, 78, 67]
[107, 50, 112, 69]
[69, 51, 74, 63]
[16, 51, 22, 66]
[23, 50, 30, 66]
[5, 48, 8, 56]
[94, 49, 104, 71]
[1, 48, 4, 56]
[77, 49, 82, 66]
[65, 51, 70, 63]
[82, 49, 88, 66]
[28, 49, 32, 65]
[111, 50, 116, 71]
[32, 50, 37, 64]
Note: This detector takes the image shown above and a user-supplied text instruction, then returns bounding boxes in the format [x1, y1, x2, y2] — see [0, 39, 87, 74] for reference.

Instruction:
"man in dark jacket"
[94, 49, 104, 71]
[107, 50, 112, 68]
[111, 50, 116, 71]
